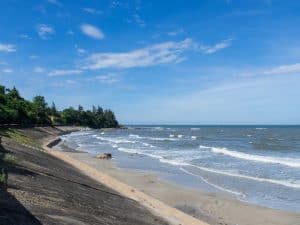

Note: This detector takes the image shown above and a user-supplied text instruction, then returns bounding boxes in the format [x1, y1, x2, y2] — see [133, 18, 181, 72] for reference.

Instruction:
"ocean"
[60, 125, 300, 212]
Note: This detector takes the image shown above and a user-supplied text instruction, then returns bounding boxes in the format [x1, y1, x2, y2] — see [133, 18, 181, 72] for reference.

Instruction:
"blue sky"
[1, 0, 300, 124]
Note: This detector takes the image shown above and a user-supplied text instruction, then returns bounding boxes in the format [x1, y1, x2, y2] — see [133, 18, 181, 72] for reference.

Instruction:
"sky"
[0, 0, 300, 124]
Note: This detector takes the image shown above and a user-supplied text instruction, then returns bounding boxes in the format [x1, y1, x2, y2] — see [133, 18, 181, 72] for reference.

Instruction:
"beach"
[1, 126, 299, 225]
[50, 128, 300, 225]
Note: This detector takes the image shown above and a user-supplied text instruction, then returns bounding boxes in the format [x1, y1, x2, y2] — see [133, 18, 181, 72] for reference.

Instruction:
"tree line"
[0, 85, 119, 128]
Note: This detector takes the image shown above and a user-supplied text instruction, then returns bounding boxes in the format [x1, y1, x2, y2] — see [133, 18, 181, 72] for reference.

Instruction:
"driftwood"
[96, 153, 112, 160]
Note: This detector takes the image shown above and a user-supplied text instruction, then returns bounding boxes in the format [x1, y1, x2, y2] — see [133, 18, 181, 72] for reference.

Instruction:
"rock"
[96, 153, 112, 159]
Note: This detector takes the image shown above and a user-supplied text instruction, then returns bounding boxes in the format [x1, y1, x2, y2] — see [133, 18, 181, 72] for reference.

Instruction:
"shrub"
[3, 153, 16, 164]
[0, 168, 7, 185]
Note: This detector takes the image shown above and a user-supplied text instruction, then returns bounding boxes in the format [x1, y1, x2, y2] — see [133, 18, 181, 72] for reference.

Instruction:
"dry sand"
[45, 138, 300, 225]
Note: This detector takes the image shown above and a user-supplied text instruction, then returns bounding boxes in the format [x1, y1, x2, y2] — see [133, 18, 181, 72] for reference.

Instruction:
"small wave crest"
[180, 168, 245, 196]
[209, 146, 300, 168]
[96, 136, 136, 144]
[114, 145, 300, 189]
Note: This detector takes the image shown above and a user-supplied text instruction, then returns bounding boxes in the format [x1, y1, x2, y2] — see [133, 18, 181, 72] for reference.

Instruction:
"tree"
[31, 96, 51, 125]
[0, 84, 119, 128]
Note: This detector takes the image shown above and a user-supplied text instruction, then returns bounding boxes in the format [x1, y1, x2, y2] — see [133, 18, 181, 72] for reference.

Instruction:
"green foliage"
[0, 84, 119, 128]
[0, 128, 40, 148]
[3, 153, 16, 164]
[0, 172, 6, 184]
[0, 168, 8, 185]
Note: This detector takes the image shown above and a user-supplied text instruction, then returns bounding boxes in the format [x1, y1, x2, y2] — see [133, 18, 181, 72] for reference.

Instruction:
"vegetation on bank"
[0, 85, 119, 128]
[0, 128, 41, 149]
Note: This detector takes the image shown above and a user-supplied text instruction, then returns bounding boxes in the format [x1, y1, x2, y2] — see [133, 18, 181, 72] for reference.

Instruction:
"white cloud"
[131, 14, 145, 27]
[168, 28, 184, 36]
[83, 38, 193, 70]
[47, 0, 63, 7]
[33, 67, 45, 73]
[29, 55, 39, 59]
[67, 30, 74, 35]
[80, 24, 104, 40]
[82, 8, 102, 15]
[51, 79, 77, 87]
[77, 48, 86, 54]
[74, 45, 87, 54]
[263, 63, 300, 75]
[87, 73, 120, 84]
[0, 43, 16, 52]
[37, 24, 55, 39]
[199, 39, 233, 54]
[2, 68, 13, 73]
[19, 34, 32, 40]
[48, 69, 82, 76]
[111, 0, 123, 8]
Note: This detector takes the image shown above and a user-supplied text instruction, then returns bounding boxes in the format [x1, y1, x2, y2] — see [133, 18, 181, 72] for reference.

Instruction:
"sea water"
[60, 125, 300, 212]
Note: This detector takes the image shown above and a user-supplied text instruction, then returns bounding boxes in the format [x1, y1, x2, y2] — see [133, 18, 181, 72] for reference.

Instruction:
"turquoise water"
[61, 125, 300, 212]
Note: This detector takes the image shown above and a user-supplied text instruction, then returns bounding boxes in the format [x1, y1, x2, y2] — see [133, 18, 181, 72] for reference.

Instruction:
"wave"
[191, 128, 200, 130]
[117, 147, 163, 160]
[141, 142, 155, 148]
[208, 146, 300, 168]
[129, 134, 142, 139]
[96, 136, 136, 144]
[146, 137, 178, 141]
[188, 164, 300, 189]
[256, 128, 267, 130]
[199, 145, 211, 149]
[114, 145, 300, 189]
[180, 168, 245, 196]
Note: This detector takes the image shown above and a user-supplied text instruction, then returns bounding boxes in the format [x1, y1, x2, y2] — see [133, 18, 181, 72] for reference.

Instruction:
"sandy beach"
[47, 137, 300, 225]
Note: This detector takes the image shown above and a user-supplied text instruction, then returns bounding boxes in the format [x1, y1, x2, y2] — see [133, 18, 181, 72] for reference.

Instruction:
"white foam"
[199, 145, 211, 149]
[188, 164, 300, 189]
[142, 142, 155, 148]
[191, 136, 197, 139]
[96, 136, 136, 144]
[147, 137, 177, 141]
[160, 158, 190, 166]
[191, 128, 200, 130]
[177, 134, 183, 138]
[180, 168, 245, 196]
[256, 128, 267, 130]
[129, 134, 142, 139]
[209, 147, 300, 168]
[117, 147, 139, 154]
[117, 147, 163, 160]
[114, 145, 300, 189]
[169, 134, 175, 138]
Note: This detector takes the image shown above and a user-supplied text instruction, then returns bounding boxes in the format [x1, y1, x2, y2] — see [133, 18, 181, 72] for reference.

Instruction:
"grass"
[0, 169, 7, 185]
[3, 153, 16, 164]
[0, 128, 41, 149]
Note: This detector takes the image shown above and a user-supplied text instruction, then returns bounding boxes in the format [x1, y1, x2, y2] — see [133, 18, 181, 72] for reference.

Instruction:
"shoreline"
[45, 131, 300, 225]
[44, 136, 208, 225]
